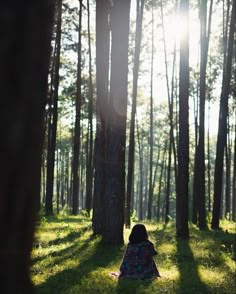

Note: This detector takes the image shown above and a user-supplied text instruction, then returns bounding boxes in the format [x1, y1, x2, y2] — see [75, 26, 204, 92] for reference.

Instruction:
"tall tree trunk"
[125, 0, 144, 228]
[45, 0, 62, 215]
[220, 168, 225, 219]
[162, 160, 168, 221]
[137, 118, 144, 220]
[192, 0, 213, 226]
[192, 72, 199, 224]
[56, 147, 60, 213]
[232, 119, 236, 221]
[196, 0, 209, 230]
[147, 6, 154, 220]
[212, 0, 235, 229]
[176, 0, 189, 238]
[72, 0, 83, 215]
[0, 2, 54, 292]
[85, 0, 94, 215]
[103, 0, 131, 245]
[171, 51, 178, 192]
[207, 101, 211, 213]
[225, 117, 231, 218]
[144, 162, 149, 219]
[41, 151, 47, 204]
[92, 0, 110, 235]
[66, 151, 71, 209]
[223, 0, 230, 68]
[160, 0, 177, 224]
[192, 144, 199, 224]
[152, 142, 161, 207]
[193, 0, 213, 229]
[165, 139, 172, 224]
[157, 142, 167, 222]
[61, 151, 65, 207]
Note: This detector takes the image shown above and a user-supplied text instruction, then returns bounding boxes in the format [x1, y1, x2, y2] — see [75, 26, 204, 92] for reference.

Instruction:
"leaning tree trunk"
[103, 0, 131, 245]
[0, 2, 54, 292]
[212, 0, 235, 229]
[72, 0, 83, 215]
[125, 0, 144, 228]
[92, 0, 110, 235]
[176, 0, 190, 238]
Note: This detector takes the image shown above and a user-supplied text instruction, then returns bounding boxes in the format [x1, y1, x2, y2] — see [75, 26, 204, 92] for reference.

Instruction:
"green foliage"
[131, 210, 138, 222]
[80, 209, 93, 219]
[40, 216, 48, 226]
[32, 217, 236, 293]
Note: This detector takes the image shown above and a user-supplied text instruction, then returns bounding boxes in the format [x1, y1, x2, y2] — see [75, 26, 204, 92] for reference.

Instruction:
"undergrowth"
[31, 216, 236, 293]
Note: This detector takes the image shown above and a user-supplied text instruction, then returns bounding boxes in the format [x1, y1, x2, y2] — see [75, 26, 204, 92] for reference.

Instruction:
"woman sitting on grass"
[119, 224, 160, 280]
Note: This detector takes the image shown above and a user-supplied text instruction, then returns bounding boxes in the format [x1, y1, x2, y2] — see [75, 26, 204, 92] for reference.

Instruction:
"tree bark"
[197, 0, 209, 230]
[225, 118, 231, 218]
[147, 6, 154, 220]
[157, 142, 167, 222]
[45, 0, 62, 215]
[165, 139, 172, 224]
[72, 0, 83, 215]
[56, 147, 60, 213]
[176, 0, 190, 238]
[136, 119, 144, 220]
[125, 0, 144, 228]
[207, 101, 211, 213]
[212, 0, 235, 229]
[0, 2, 54, 292]
[152, 142, 161, 215]
[232, 120, 236, 221]
[160, 0, 178, 214]
[92, 0, 110, 235]
[103, 0, 131, 245]
[85, 0, 94, 215]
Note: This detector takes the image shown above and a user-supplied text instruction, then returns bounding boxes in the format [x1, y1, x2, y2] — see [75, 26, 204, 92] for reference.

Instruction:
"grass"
[31, 216, 236, 294]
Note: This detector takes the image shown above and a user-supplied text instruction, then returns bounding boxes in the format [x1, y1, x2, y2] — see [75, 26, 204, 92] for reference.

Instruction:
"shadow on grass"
[116, 277, 153, 294]
[176, 237, 210, 294]
[149, 224, 211, 293]
[32, 226, 90, 264]
[48, 226, 90, 246]
[149, 223, 175, 245]
[207, 229, 236, 261]
[189, 225, 236, 268]
[152, 222, 235, 267]
[35, 237, 123, 294]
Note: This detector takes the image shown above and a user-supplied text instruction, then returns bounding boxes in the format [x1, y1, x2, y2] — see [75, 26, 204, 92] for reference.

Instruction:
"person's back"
[119, 224, 160, 280]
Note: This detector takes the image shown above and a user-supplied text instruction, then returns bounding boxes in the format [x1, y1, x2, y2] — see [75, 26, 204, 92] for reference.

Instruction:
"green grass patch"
[31, 217, 236, 293]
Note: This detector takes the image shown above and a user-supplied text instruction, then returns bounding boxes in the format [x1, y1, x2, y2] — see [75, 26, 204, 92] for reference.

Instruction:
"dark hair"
[129, 224, 148, 244]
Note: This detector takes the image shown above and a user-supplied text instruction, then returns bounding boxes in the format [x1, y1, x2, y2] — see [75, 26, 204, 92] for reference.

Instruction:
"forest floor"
[31, 215, 236, 294]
